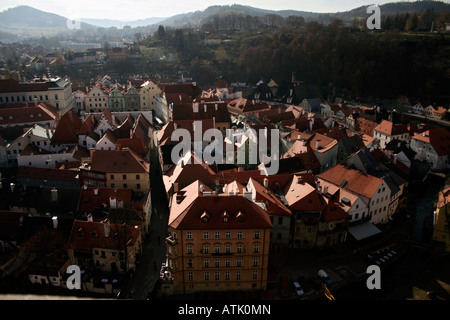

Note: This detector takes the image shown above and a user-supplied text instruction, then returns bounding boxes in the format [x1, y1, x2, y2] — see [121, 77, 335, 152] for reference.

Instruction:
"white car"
[293, 281, 304, 296]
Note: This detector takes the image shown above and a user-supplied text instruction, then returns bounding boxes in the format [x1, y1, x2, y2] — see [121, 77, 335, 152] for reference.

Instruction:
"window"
[225, 271, 230, 280]
[236, 271, 241, 280]
[215, 259, 220, 267]
[204, 259, 209, 268]
[215, 272, 220, 280]
[237, 231, 243, 239]
[204, 272, 209, 280]
[225, 245, 231, 253]
[225, 232, 231, 239]
[225, 259, 230, 267]
[203, 232, 209, 239]
[214, 232, 220, 239]
[136, 174, 140, 180]
[253, 271, 258, 279]
[253, 243, 260, 253]
[214, 244, 220, 254]
[186, 232, 192, 240]
[203, 244, 209, 254]
[237, 244, 242, 253]
[254, 231, 260, 239]
[187, 259, 193, 268]
[122, 174, 127, 180]
[187, 245, 193, 254]
[110, 174, 115, 180]
[253, 257, 259, 267]
[188, 272, 193, 281]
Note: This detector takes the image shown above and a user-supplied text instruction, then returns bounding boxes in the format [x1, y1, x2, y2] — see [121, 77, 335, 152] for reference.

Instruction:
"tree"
[157, 25, 166, 40]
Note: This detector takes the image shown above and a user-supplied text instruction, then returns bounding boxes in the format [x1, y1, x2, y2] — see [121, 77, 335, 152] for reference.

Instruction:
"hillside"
[333, 0, 450, 22]
[0, 5, 95, 36]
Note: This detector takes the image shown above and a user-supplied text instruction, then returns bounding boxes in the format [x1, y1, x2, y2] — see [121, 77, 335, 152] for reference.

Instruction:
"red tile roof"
[321, 200, 351, 222]
[169, 180, 272, 230]
[282, 175, 324, 211]
[0, 103, 57, 126]
[412, 127, 450, 156]
[374, 120, 409, 136]
[78, 187, 133, 213]
[68, 219, 141, 251]
[90, 149, 149, 173]
[51, 109, 82, 145]
[17, 166, 79, 182]
[318, 164, 383, 199]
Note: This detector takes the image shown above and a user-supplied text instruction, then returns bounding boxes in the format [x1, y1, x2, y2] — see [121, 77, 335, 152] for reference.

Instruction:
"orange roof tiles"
[169, 180, 271, 230]
[374, 120, 409, 136]
[412, 127, 450, 156]
[318, 164, 383, 199]
[90, 149, 149, 173]
[68, 219, 141, 251]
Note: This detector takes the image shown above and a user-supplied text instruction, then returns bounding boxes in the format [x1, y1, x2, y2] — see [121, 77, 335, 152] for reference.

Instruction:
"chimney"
[109, 196, 117, 209]
[173, 122, 178, 130]
[103, 219, 111, 237]
[323, 186, 328, 195]
[316, 140, 321, 149]
[200, 184, 204, 193]
[263, 178, 269, 188]
[94, 188, 99, 196]
[204, 104, 207, 113]
[87, 213, 93, 222]
[52, 216, 58, 229]
[215, 103, 218, 111]
[243, 191, 253, 201]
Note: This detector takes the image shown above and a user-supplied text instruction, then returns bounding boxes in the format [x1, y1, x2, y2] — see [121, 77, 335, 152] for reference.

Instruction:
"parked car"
[293, 281, 304, 296]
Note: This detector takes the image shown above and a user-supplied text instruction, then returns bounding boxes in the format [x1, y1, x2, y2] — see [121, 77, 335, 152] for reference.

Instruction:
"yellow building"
[433, 187, 450, 251]
[90, 148, 150, 192]
[166, 180, 271, 294]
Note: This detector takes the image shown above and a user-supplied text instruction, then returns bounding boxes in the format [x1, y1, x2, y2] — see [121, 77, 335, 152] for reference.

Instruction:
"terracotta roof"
[282, 175, 324, 212]
[321, 200, 351, 222]
[374, 120, 409, 136]
[172, 101, 230, 123]
[90, 149, 149, 173]
[0, 103, 57, 126]
[68, 219, 141, 251]
[17, 166, 79, 182]
[309, 133, 338, 153]
[318, 164, 383, 199]
[169, 181, 272, 230]
[249, 178, 292, 216]
[79, 114, 97, 135]
[51, 109, 82, 145]
[163, 152, 216, 193]
[412, 127, 450, 156]
[78, 187, 133, 213]
[157, 119, 215, 146]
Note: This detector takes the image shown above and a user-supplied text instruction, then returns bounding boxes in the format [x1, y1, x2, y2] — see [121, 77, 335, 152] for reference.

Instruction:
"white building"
[410, 127, 450, 171]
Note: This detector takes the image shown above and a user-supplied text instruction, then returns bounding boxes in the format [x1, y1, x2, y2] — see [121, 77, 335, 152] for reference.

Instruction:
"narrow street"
[119, 140, 170, 300]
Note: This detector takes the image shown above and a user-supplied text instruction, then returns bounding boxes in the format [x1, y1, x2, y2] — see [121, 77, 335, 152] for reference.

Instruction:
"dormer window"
[222, 211, 230, 223]
[236, 211, 244, 223]
[201, 211, 210, 223]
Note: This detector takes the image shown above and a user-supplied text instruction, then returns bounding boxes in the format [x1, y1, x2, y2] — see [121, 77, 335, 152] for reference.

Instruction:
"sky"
[0, 0, 440, 21]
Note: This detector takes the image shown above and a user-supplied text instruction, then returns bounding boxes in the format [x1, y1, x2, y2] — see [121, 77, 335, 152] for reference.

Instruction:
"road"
[119, 140, 170, 300]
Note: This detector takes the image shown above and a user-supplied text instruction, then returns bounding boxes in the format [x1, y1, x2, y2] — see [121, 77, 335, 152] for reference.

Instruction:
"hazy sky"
[0, 1, 436, 21]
